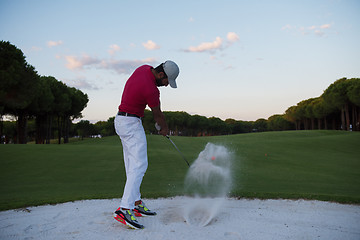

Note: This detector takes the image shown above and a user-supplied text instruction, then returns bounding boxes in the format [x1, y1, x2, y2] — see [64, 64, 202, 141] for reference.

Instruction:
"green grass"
[1, 130, 359, 210]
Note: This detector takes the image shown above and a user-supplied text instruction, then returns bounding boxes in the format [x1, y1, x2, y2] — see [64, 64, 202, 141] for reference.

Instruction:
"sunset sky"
[1, 0, 359, 122]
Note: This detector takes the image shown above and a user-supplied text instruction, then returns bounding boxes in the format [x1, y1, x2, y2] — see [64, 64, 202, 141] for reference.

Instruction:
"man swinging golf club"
[113, 60, 180, 229]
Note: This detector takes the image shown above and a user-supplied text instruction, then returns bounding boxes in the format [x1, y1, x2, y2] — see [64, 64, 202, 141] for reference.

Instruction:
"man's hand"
[151, 104, 168, 136]
[155, 122, 168, 136]
[159, 127, 168, 137]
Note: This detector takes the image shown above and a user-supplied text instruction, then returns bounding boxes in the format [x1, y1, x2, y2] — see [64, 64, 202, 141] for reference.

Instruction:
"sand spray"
[182, 143, 233, 227]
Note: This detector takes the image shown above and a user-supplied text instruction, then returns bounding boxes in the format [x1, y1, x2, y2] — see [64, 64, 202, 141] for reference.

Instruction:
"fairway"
[1, 130, 359, 210]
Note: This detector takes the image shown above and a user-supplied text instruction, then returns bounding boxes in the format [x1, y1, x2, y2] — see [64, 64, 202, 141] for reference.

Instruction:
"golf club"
[155, 123, 190, 167]
[166, 135, 190, 167]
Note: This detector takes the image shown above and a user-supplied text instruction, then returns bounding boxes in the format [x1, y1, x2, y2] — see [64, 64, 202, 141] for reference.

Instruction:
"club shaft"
[166, 136, 190, 167]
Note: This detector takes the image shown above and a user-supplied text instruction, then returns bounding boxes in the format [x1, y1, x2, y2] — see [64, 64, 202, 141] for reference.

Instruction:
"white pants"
[114, 115, 148, 210]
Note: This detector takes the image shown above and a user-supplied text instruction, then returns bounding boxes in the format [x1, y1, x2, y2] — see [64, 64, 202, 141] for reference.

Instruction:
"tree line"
[68, 78, 359, 138]
[285, 78, 360, 131]
[0, 110, 294, 143]
[0, 41, 88, 144]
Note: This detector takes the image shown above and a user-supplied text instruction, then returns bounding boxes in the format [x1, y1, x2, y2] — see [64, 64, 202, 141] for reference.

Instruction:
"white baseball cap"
[163, 60, 179, 88]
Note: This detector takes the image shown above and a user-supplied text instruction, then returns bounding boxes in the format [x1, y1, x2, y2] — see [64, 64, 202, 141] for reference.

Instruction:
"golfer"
[113, 60, 179, 229]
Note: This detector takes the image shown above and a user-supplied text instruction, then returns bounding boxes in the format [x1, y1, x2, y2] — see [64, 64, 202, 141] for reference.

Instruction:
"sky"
[1, 0, 359, 122]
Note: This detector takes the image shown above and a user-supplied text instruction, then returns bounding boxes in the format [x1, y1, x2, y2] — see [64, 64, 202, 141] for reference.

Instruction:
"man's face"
[156, 72, 169, 87]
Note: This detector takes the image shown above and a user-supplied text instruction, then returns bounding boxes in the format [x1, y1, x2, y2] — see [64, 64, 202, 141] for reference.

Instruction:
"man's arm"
[151, 104, 168, 136]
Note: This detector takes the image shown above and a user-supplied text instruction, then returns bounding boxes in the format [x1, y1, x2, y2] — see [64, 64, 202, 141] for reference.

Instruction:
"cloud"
[64, 54, 157, 74]
[47, 40, 63, 47]
[185, 32, 239, 53]
[307, 24, 332, 36]
[227, 32, 239, 43]
[65, 56, 82, 69]
[186, 37, 223, 52]
[101, 58, 157, 74]
[65, 55, 101, 70]
[142, 40, 160, 50]
[282, 23, 332, 37]
[108, 44, 121, 55]
[63, 77, 100, 90]
[320, 24, 331, 29]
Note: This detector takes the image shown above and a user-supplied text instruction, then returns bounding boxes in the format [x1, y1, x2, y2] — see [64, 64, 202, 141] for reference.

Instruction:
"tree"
[295, 100, 309, 129]
[1, 42, 89, 144]
[253, 118, 268, 132]
[304, 98, 318, 130]
[225, 118, 252, 134]
[185, 115, 207, 136]
[323, 78, 351, 130]
[1, 120, 16, 143]
[94, 117, 115, 136]
[285, 106, 300, 130]
[0, 41, 39, 143]
[347, 78, 360, 131]
[312, 97, 328, 130]
[63, 87, 88, 143]
[208, 116, 228, 135]
[28, 76, 55, 143]
[267, 114, 294, 131]
[285, 78, 360, 131]
[76, 120, 96, 139]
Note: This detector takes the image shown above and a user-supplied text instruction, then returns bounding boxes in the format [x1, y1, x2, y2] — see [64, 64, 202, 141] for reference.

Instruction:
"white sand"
[1, 197, 359, 240]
